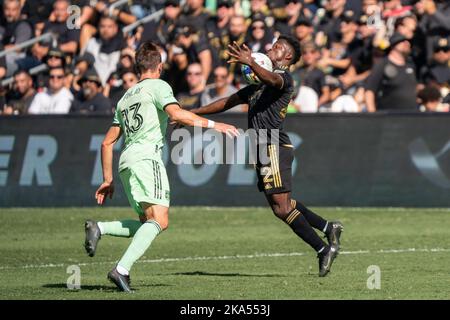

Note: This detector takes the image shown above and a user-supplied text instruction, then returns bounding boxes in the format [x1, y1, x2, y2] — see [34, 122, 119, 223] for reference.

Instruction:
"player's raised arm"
[191, 93, 245, 115]
[227, 42, 284, 89]
[96, 125, 122, 205]
[165, 103, 240, 138]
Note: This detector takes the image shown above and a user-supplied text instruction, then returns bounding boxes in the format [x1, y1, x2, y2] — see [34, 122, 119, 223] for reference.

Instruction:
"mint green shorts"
[119, 159, 170, 216]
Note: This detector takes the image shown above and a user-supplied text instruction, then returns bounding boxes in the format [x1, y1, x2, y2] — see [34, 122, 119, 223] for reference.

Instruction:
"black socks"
[291, 200, 332, 234]
[285, 208, 327, 253]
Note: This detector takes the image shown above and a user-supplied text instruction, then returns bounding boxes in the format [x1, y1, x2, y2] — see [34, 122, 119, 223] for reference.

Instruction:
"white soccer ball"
[241, 52, 273, 85]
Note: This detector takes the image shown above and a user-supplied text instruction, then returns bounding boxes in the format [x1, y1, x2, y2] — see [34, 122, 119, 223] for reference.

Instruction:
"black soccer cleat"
[325, 221, 344, 249]
[318, 245, 339, 277]
[108, 268, 132, 292]
[84, 220, 101, 257]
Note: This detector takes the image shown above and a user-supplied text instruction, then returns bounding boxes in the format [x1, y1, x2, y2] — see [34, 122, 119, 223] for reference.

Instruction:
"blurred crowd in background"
[0, 0, 448, 116]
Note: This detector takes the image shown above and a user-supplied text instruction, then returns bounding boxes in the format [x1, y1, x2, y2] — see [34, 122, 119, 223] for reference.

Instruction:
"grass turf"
[0, 207, 449, 300]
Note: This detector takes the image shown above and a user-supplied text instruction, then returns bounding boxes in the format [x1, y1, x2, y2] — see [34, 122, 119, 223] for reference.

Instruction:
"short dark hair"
[13, 69, 32, 78]
[135, 41, 162, 74]
[99, 14, 119, 25]
[49, 66, 66, 75]
[278, 34, 301, 65]
[418, 85, 441, 103]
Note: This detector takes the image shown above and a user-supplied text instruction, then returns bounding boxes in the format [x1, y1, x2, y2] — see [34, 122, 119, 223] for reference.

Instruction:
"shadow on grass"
[171, 271, 285, 277]
[42, 283, 171, 292]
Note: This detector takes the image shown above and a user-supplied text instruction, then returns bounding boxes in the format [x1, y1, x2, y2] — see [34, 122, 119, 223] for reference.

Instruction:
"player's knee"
[271, 203, 291, 220]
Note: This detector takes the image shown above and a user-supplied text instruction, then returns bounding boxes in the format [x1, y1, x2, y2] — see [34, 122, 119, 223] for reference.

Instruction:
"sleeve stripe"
[163, 102, 180, 110]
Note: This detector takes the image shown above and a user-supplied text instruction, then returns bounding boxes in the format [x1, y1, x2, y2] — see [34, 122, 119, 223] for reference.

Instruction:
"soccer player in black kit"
[192, 35, 343, 277]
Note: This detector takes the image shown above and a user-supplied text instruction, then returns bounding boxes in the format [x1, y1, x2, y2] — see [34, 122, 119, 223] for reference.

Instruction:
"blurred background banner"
[1, 113, 450, 208]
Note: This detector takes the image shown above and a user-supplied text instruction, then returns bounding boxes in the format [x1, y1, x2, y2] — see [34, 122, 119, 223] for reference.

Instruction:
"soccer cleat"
[84, 220, 101, 257]
[318, 245, 339, 277]
[325, 221, 344, 249]
[107, 268, 132, 292]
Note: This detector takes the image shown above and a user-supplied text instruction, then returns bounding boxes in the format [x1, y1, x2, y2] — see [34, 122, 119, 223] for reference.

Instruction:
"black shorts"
[255, 145, 294, 195]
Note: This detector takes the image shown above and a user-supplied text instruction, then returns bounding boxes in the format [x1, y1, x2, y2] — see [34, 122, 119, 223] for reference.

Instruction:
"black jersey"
[236, 69, 294, 146]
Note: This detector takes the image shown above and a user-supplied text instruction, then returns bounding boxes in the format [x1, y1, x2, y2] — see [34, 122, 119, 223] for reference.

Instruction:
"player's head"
[135, 41, 163, 76]
[267, 34, 301, 68]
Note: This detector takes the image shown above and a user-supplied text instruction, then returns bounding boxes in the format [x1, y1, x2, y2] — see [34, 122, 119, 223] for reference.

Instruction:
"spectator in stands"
[420, 37, 450, 94]
[334, 10, 366, 88]
[201, 66, 242, 111]
[30, 47, 67, 90]
[71, 68, 112, 114]
[227, 15, 248, 86]
[317, 0, 347, 46]
[293, 42, 330, 112]
[274, 0, 313, 36]
[293, 18, 315, 47]
[246, 14, 275, 54]
[82, 15, 125, 86]
[140, 0, 181, 47]
[249, 0, 272, 19]
[43, 0, 80, 55]
[206, 0, 235, 68]
[108, 68, 139, 107]
[365, 33, 418, 112]
[21, 0, 54, 34]
[415, 0, 450, 63]
[176, 63, 205, 110]
[179, 0, 211, 34]
[80, 0, 137, 28]
[28, 66, 74, 114]
[1, 0, 33, 76]
[0, 0, 448, 115]
[319, 10, 359, 77]
[418, 85, 449, 112]
[171, 23, 213, 84]
[70, 52, 96, 93]
[3, 70, 36, 115]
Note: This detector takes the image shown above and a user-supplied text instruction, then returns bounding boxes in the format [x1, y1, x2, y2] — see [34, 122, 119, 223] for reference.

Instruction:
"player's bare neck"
[140, 71, 161, 81]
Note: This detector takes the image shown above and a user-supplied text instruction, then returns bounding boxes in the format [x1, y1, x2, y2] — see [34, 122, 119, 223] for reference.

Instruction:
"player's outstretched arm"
[166, 104, 240, 138]
[191, 93, 244, 115]
[227, 42, 284, 89]
[96, 126, 122, 205]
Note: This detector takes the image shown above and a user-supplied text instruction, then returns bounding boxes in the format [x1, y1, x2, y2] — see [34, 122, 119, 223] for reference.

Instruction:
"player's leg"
[108, 159, 170, 291]
[258, 145, 338, 276]
[84, 220, 141, 257]
[84, 169, 144, 257]
[266, 192, 328, 254]
[290, 199, 344, 248]
[266, 192, 338, 277]
[108, 203, 168, 292]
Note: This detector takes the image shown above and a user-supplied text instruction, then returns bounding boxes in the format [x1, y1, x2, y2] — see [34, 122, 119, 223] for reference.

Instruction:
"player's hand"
[213, 122, 240, 138]
[227, 41, 254, 66]
[95, 181, 114, 205]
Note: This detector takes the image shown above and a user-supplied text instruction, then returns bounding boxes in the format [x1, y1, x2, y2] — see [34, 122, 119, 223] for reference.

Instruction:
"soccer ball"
[241, 52, 273, 85]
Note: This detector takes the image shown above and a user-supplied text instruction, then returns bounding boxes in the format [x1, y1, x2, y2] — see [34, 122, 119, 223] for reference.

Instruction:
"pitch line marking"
[1, 248, 449, 270]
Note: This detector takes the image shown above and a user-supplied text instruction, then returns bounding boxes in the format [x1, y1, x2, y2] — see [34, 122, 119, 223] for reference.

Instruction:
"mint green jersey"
[113, 78, 178, 171]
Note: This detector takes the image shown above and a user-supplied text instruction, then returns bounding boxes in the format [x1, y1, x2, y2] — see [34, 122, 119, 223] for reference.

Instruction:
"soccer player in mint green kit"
[84, 41, 239, 292]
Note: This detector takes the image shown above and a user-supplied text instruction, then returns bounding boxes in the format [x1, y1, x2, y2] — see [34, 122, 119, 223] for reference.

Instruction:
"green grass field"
[1, 207, 449, 300]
